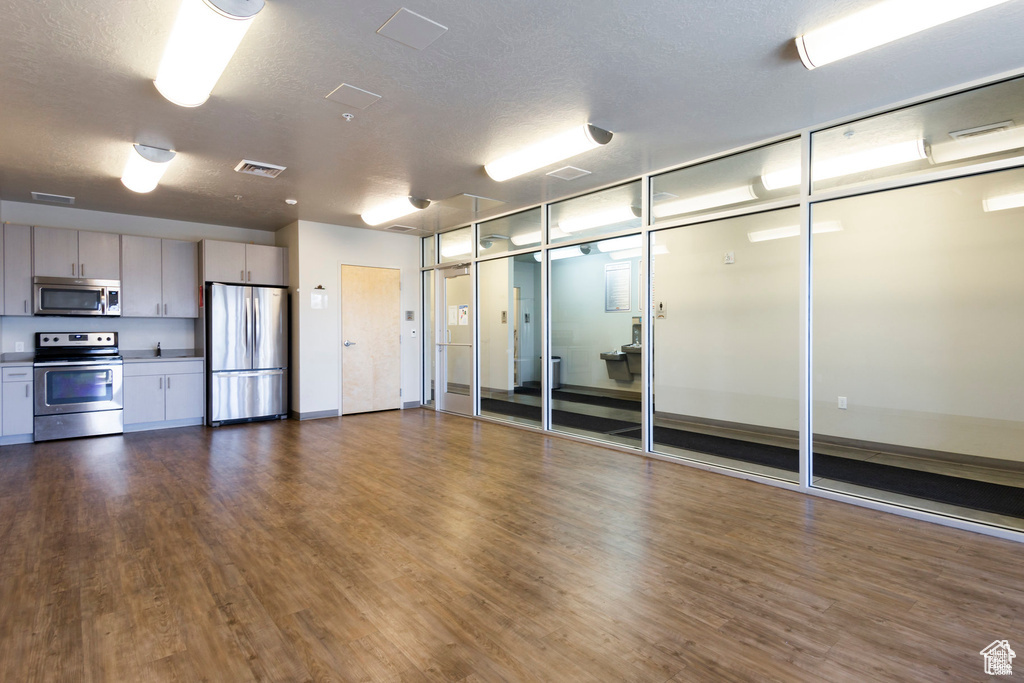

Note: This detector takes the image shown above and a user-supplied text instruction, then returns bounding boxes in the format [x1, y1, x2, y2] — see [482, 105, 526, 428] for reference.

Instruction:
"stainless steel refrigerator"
[207, 283, 288, 425]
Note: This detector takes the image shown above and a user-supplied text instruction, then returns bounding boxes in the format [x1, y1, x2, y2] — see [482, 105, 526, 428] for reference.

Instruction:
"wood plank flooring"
[0, 409, 1021, 681]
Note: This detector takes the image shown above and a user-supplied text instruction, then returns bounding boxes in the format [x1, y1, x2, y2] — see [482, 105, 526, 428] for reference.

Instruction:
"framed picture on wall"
[605, 261, 631, 312]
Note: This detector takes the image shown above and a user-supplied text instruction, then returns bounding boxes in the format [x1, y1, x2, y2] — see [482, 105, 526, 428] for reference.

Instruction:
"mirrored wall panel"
[422, 269, 435, 407]
[439, 226, 473, 263]
[812, 168, 1024, 530]
[478, 208, 543, 257]
[549, 181, 642, 245]
[812, 76, 1024, 194]
[478, 254, 543, 426]
[651, 209, 800, 481]
[549, 236, 643, 448]
[652, 138, 802, 224]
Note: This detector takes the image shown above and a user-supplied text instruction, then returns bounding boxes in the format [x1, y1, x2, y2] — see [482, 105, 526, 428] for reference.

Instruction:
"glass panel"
[812, 76, 1024, 193]
[478, 208, 542, 257]
[422, 270, 435, 407]
[41, 288, 103, 311]
[46, 370, 113, 404]
[549, 181, 642, 244]
[439, 227, 473, 263]
[444, 345, 472, 397]
[812, 167, 1024, 531]
[422, 235, 435, 267]
[549, 236, 642, 448]
[651, 209, 800, 482]
[478, 253, 542, 426]
[652, 138, 801, 223]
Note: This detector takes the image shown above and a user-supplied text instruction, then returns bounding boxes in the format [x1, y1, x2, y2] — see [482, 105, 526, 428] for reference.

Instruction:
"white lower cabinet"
[124, 360, 204, 429]
[1, 366, 34, 441]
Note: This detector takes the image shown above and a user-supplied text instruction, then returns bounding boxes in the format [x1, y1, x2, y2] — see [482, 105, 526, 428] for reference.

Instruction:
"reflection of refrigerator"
[207, 283, 288, 426]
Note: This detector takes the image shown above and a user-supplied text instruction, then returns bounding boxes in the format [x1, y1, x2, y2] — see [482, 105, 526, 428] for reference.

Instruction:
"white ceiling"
[1, 0, 1023, 234]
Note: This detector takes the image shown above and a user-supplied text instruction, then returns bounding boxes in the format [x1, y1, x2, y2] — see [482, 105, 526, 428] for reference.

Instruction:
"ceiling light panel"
[154, 0, 264, 107]
[982, 191, 1024, 212]
[361, 196, 430, 226]
[796, 0, 1012, 70]
[325, 83, 382, 109]
[122, 144, 176, 193]
[652, 185, 757, 220]
[377, 8, 448, 50]
[763, 139, 928, 191]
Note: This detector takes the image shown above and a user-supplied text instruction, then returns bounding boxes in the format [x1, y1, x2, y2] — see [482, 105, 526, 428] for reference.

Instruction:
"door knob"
[343, 340, 356, 347]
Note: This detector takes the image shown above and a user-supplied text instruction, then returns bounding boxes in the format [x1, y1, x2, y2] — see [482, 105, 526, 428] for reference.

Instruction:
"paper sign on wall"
[448, 305, 458, 325]
[311, 291, 328, 309]
[605, 261, 632, 312]
[458, 304, 469, 326]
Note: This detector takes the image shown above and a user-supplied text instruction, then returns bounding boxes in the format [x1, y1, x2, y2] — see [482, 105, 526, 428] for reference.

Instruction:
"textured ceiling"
[1, 0, 1024, 234]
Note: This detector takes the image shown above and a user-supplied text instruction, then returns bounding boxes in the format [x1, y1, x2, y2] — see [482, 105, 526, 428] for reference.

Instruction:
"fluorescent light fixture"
[609, 245, 669, 260]
[510, 231, 542, 246]
[762, 139, 927, 190]
[484, 124, 613, 182]
[597, 235, 642, 253]
[361, 196, 430, 226]
[982, 192, 1024, 212]
[652, 185, 757, 219]
[533, 246, 589, 262]
[558, 206, 637, 234]
[930, 126, 1024, 164]
[746, 221, 843, 243]
[440, 239, 473, 258]
[121, 144, 176, 193]
[155, 0, 265, 107]
[795, 0, 1012, 70]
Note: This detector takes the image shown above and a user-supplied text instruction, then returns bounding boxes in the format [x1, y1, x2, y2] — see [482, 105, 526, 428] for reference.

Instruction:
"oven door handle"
[33, 359, 121, 367]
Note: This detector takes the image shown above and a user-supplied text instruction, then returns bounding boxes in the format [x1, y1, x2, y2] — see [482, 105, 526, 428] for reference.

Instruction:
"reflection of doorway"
[513, 287, 521, 388]
[340, 265, 401, 415]
[436, 265, 473, 416]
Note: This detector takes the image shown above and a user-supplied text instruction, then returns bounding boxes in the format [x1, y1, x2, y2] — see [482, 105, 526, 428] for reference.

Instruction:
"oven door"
[33, 361, 124, 415]
[33, 279, 118, 316]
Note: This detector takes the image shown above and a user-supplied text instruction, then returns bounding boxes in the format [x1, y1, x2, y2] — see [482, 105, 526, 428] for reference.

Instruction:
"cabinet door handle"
[23, 300, 27, 313]
[8, 373, 27, 377]
[241, 269, 245, 281]
[81, 263, 85, 277]
[248, 270, 252, 282]
[72, 262, 76, 276]
[159, 377, 163, 389]
[157, 303, 161, 315]
[25, 385, 29, 398]
[167, 376, 171, 389]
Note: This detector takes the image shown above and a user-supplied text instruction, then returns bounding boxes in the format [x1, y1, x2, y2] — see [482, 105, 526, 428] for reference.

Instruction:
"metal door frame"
[435, 263, 474, 416]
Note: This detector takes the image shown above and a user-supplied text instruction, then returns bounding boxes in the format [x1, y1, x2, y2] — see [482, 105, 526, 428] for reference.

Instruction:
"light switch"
[838, 396, 848, 410]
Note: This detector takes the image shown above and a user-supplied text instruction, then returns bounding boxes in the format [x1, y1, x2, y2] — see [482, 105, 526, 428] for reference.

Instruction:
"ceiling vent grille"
[385, 225, 417, 233]
[31, 192, 75, 205]
[949, 121, 1014, 140]
[234, 160, 287, 178]
[547, 166, 591, 181]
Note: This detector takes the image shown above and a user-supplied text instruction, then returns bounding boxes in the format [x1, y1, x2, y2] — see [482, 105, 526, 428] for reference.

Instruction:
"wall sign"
[605, 261, 632, 312]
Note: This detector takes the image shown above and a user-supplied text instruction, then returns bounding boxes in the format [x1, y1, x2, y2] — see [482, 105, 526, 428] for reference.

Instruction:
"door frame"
[435, 262, 475, 416]
[338, 263, 403, 415]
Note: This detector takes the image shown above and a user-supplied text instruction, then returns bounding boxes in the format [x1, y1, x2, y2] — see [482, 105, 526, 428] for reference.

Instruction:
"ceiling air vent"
[385, 225, 417, 233]
[949, 121, 1014, 140]
[234, 160, 286, 178]
[547, 166, 591, 181]
[31, 192, 75, 205]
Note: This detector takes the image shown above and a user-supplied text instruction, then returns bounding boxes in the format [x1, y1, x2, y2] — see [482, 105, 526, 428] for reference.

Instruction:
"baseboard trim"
[290, 409, 340, 421]
[124, 418, 204, 434]
[0, 434, 33, 446]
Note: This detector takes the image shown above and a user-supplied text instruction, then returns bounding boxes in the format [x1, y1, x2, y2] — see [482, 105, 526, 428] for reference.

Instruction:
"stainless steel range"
[33, 332, 124, 441]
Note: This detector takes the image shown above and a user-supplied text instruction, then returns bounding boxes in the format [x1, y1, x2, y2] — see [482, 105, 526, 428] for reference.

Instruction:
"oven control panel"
[36, 332, 117, 348]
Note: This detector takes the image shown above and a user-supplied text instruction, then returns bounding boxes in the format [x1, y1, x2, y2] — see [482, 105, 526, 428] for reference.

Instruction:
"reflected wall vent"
[31, 192, 75, 205]
[949, 121, 1014, 140]
[234, 160, 286, 178]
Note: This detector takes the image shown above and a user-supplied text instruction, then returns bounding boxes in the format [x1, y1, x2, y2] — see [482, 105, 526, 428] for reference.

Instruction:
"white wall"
[1, 200, 274, 244]
[286, 220, 420, 415]
[551, 251, 642, 392]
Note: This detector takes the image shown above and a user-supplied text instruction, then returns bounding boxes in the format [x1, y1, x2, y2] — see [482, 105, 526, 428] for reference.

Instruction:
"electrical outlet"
[838, 396, 848, 410]
[15, 342, 24, 352]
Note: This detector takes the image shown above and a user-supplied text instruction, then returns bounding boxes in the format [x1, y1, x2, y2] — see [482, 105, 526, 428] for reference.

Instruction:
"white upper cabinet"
[4, 225, 32, 316]
[33, 227, 120, 279]
[121, 235, 198, 318]
[202, 240, 287, 286]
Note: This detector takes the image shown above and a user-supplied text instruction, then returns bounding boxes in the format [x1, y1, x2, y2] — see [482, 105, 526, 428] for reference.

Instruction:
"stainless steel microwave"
[33, 277, 121, 316]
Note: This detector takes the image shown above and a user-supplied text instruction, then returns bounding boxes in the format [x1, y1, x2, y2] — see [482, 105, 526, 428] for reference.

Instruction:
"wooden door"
[341, 265, 401, 415]
[162, 239, 198, 317]
[33, 226, 79, 277]
[121, 235, 163, 317]
[77, 231, 121, 279]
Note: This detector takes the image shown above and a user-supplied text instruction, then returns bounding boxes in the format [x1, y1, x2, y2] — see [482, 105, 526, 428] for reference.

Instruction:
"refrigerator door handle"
[254, 296, 260, 356]
[245, 296, 252, 362]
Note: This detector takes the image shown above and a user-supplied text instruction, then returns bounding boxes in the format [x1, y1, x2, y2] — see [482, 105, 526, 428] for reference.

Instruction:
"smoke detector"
[234, 160, 286, 178]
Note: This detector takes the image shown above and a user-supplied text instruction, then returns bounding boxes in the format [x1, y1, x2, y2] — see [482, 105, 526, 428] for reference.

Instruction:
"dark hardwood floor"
[0, 409, 1020, 681]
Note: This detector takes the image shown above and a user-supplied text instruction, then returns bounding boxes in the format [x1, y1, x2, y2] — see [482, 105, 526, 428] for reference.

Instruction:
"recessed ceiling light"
[361, 196, 430, 226]
[377, 8, 448, 50]
[154, 0, 265, 107]
[121, 144, 176, 193]
[484, 124, 613, 182]
[795, 0, 1012, 70]
[285, 198, 298, 205]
